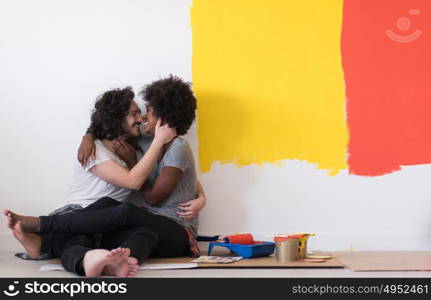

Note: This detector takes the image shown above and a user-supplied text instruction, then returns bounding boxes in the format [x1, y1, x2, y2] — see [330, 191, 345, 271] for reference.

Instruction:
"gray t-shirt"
[128, 135, 198, 236]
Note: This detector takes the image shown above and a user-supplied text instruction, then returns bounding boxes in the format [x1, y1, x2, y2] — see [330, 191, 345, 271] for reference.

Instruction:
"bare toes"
[127, 269, 138, 278]
[7, 218, 13, 229]
[109, 247, 123, 255]
[128, 265, 139, 274]
[127, 257, 138, 265]
[14, 221, 23, 232]
[121, 248, 130, 257]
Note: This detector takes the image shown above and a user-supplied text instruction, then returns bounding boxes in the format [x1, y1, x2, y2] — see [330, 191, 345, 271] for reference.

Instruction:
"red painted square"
[342, 0, 431, 175]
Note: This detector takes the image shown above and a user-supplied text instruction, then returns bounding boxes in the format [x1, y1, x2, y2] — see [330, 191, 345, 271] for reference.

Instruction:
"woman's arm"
[78, 135, 137, 169]
[177, 180, 206, 220]
[90, 120, 176, 190]
[112, 139, 137, 169]
[77, 133, 96, 167]
[141, 166, 183, 205]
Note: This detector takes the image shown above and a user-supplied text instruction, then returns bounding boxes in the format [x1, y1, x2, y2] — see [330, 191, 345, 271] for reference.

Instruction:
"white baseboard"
[197, 232, 431, 252]
[2, 231, 430, 253]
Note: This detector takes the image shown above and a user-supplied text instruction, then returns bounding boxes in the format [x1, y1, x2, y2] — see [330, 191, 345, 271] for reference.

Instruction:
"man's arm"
[141, 166, 183, 205]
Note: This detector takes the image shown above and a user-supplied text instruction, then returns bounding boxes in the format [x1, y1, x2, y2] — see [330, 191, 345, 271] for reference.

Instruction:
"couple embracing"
[4, 75, 206, 277]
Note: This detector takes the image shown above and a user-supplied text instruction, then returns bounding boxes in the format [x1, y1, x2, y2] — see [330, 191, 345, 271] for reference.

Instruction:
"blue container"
[207, 241, 275, 258]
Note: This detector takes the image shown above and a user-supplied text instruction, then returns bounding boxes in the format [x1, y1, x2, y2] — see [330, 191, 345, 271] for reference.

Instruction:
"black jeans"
[41, 198, 160, 275]
[40, 197, 190, 275]
[56, 226, 158, 276]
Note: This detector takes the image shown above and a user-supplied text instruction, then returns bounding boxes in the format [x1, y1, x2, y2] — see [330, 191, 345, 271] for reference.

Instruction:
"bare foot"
[127, 257, 138, 265]
[102, 248, 132, 277]
[83, 247, 131, 277]
[3, 210, 40, 232]
[124, 256, 139, 277]
[12, 221, 41, 258]
[3, 210, 16, 229]
[108, 247, 130, 259]
[126, 263, 140, 278]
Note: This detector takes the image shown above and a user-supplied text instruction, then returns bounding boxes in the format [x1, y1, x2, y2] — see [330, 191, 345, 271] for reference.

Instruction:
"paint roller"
[223, 233, 254, 244]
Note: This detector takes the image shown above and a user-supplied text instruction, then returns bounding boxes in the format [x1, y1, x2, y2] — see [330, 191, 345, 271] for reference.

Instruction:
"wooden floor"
[1, 251, 431, 278]
[333, 251, 431, 272]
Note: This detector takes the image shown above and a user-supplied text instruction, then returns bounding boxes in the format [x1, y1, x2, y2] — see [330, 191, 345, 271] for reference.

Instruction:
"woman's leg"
[102, 227, 159, 264]
[33, 197, 122, 258]
[14, 201, 190, 258]
[98, 208, 189, 258]
[11, 221, 42, 259]
[60, 234, 96, 275]
[4, 197, 121, 232]
[149, 227, 189, 258]
[39, 203, 137, 234]
[43, 203, 190, 257]
[79, 197, 121, 211]
[60, 234, 136, 277]
[39, 203, 182, 235]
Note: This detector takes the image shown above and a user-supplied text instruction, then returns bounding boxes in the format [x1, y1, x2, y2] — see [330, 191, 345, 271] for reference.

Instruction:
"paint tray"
[207, 241, 275, 258]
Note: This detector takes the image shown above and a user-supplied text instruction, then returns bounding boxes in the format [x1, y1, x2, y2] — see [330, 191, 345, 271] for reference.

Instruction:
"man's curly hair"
[88, 87, 135, 140]
[140, 75, 197, 135]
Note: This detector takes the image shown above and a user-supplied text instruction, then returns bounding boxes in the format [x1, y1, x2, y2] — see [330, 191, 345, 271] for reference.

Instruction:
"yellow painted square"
[191, 0, 348, 174]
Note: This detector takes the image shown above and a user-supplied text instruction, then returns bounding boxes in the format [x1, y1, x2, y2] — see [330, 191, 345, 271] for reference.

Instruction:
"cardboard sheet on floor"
[39, 263, 198, 271]
[333, 251, 431, 271]
[146, 254, 344, 268]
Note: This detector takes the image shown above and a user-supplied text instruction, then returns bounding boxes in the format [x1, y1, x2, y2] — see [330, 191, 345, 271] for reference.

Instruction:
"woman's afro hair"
[140, 75, 197, 135]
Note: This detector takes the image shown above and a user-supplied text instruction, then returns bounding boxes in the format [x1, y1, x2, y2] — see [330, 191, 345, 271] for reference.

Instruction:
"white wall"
[1, 0, 430, 252]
